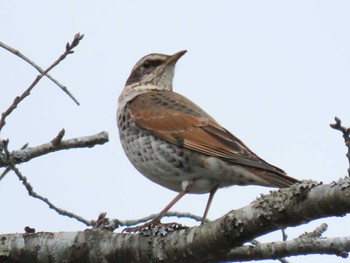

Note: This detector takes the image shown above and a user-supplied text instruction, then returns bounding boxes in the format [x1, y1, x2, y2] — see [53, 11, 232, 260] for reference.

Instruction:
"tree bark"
[1, 179, 350, 262]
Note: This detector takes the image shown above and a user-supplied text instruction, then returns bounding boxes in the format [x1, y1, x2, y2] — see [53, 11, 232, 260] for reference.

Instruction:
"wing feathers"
[128, 90, 288, 176]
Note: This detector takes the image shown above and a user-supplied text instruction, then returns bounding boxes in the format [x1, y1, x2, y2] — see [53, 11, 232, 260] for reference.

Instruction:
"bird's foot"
[122, 220, 187, 236]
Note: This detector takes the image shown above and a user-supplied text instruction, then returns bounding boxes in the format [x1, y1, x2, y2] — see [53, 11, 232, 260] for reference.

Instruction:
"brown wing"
[127, 90, 287, 176]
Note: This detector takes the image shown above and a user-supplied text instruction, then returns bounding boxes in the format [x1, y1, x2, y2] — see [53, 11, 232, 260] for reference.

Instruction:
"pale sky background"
[1, 1, 350, 262]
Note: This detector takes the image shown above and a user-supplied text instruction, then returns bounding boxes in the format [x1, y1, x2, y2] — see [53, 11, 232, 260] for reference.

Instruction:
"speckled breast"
[117, 106, 223, 193]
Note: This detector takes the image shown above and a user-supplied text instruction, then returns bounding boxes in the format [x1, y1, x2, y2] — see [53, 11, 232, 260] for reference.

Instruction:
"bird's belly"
[118, 121, 263, 193]
[120, 132, 210, 193]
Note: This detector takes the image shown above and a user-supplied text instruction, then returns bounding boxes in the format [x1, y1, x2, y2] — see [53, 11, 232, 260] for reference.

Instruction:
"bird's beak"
[166, 50, 187, 65]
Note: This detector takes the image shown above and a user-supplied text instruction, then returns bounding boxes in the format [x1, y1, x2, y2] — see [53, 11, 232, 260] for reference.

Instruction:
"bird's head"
[125, 50, 187, 90]
[118, 50, 187, 110]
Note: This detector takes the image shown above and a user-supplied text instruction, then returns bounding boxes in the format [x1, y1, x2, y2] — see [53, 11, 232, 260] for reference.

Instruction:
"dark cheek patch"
[126, 67, 142, 85]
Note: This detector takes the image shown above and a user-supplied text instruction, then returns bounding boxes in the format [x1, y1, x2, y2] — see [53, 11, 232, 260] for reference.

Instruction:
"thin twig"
[330, 117, 350, 176]
[0, 33, 84, 132]
[279, 229, 290, 263]
[51, 129, 66, 145]
[0, 40, 80, 105]
[119, 211, 203, 228]
[10, 164, 91, 226]
[1, 140, 91, 226]
[0, 142, 28, 181]
[298, 223, 328, 239]
[90, 210, 204, 232]
[91, 212, 119, 231]
[0, 167, 10, 181]
[0, 131, 107, 224]
[282, 228, 288, 241]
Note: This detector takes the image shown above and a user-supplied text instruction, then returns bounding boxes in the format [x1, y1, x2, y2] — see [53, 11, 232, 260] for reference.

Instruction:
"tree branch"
[330, 116, 350, 176]
[0, 33, 84, 132]
[225, 235, 349, 261]
[0, 130, 109, 167]
[9, 164, 91, 226]
[120, 211, 203, 227]
[0, 133, 106, 226]
[0, 130, 108, 223]
[0, 142, 28, 181]
[0, 39, 80, 106]
[2, 179, 350, 262]
[90, 211, 203, 232]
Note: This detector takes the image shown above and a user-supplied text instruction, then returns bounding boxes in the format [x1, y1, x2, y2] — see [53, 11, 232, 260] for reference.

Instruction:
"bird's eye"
[143, 60, 151, 69]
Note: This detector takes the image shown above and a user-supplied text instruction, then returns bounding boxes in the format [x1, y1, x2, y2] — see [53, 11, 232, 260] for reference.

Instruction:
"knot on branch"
[330, 117, 350, 176]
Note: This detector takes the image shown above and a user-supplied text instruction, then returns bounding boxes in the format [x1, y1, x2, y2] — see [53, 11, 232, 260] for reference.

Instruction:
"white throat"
[118, 83, 166, 114]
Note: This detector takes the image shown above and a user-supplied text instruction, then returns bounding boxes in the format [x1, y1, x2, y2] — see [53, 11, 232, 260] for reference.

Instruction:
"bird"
[117, 50, 298, 232]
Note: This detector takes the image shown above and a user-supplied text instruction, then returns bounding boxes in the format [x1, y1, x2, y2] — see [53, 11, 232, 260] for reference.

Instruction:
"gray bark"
[1, 179, 350, 262]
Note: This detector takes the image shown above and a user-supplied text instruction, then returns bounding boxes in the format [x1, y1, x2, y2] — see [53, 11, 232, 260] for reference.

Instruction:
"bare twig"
[0, 131, 109, 167]
[0, 142, 28, 181]
[0, 131, 107, 225]
[51, 129, 66, 145]
[0, 167, 10, 181]
[0, 39, 80, 105]
[9, 164, 91, 226]
[298, 223, 328, 239]
[91, 212, 120, 231]
[0, 33, 84, 132]
[330, 117, 350, 176]
[281, 228, 288, 241]
[91, 211, 205, 232]
[119, 211, 203, 228]
[1, 140, 91, 226]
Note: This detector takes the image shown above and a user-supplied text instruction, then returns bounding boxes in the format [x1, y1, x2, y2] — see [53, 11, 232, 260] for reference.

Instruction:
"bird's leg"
[201, 185, 219, 225]
[122, 181, 193, 233]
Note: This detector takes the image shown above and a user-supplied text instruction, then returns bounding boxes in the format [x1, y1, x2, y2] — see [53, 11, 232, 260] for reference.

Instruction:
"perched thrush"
[117, 50, 298, 232]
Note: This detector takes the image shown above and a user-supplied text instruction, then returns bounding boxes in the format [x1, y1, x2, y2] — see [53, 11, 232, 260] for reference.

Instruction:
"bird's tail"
[258, 170, 299, 188]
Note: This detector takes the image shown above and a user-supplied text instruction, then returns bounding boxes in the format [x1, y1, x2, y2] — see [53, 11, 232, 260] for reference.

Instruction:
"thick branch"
[2, 179, 350, 262]
[0, 131, 109, 167]
[225, 236, 349, 261]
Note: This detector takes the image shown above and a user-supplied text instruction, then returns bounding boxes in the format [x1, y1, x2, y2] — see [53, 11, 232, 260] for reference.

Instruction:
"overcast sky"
[1, 1, 350, 262]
